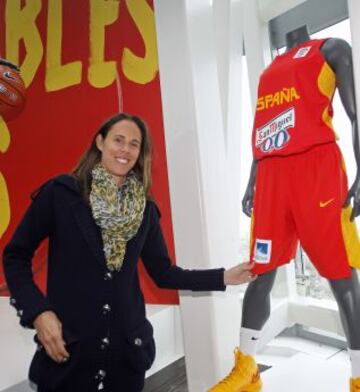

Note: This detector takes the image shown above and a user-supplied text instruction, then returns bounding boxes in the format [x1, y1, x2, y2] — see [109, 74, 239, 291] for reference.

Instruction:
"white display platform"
[260, 352, 349, 391]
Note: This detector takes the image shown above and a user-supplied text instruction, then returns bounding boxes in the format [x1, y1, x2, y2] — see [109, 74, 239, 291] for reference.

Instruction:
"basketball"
[0, 64, 26, 121]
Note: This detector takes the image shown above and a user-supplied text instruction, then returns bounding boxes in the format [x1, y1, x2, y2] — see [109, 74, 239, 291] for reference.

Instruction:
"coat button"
[102, 304, 111, 314]
[95, 369, 106, 381]
[9, 297, 16, 306]
[134, 338, 142, 347]
[104, 271, 113, 281]
[101, 337, 110, 350]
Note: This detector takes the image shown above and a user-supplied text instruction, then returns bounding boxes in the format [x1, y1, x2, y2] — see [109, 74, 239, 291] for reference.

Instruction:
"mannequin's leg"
[329, 269, 360, 348]
[208, 269, 278, 391]
[240, 269, 277, 356]
[242, 268, 278, 328]
[329, 269, 360, 382]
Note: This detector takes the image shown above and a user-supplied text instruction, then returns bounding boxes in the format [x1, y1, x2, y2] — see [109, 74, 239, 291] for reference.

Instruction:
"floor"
[144, 331, 350, 392]
[255, 334, 349, 391]
[2, 333, 351, 391]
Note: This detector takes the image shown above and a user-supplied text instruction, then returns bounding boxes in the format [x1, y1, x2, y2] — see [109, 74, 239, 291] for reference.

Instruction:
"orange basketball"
[0, 64, 26, 121]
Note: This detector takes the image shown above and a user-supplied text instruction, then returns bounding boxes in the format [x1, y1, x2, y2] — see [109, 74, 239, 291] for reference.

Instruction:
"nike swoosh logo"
[319, 198, 335, 208]
[3, 71, 16, 80]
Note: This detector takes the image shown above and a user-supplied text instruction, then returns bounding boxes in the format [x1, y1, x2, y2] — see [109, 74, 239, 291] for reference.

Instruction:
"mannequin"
[209, 25, 360, 392]
[243, 24, 360, 346]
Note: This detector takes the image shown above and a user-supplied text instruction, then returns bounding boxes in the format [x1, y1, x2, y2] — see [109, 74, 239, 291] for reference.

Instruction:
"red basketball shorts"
[250, 142, 360, 279]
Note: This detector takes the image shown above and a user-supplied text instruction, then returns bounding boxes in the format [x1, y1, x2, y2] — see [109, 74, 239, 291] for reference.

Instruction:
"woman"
[3, 112, 257, 392]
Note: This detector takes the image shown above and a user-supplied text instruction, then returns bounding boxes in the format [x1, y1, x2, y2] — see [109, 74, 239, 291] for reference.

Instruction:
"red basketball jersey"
[252, 39, 337, 160]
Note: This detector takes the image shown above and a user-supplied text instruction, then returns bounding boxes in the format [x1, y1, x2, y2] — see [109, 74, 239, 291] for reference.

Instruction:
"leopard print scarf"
[90, 164, 146, 271]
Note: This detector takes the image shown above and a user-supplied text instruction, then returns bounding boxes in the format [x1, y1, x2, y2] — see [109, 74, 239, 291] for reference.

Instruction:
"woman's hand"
[224, 261, 257, 285]
[33, 310, 70, 363]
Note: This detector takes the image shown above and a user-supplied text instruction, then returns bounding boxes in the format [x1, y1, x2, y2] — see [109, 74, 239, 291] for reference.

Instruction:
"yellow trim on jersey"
[250, 212, 255, 260]
[340, 154, 347, 173]
[341, 205, 360, 269]
[317, 62, 338, 139]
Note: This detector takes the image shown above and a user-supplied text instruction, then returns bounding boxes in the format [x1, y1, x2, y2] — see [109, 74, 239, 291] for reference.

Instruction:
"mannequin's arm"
[242, 159, 257, 217]
[322, 38, 360, 220]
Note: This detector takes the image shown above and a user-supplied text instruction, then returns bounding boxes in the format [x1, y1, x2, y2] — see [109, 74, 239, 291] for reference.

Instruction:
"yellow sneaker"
[208, 347, 262, 392]
[351, 377, 360, 391]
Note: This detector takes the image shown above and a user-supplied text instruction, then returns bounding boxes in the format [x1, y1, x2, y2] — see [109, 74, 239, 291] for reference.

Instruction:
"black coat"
[3, 175, 225, 392]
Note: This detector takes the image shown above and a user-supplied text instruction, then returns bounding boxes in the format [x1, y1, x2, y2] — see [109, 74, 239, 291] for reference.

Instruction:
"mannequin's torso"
[242, 25, 360, 219]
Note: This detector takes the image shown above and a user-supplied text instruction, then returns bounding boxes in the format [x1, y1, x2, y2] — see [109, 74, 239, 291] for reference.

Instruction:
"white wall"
[154, 0, 247, 390]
